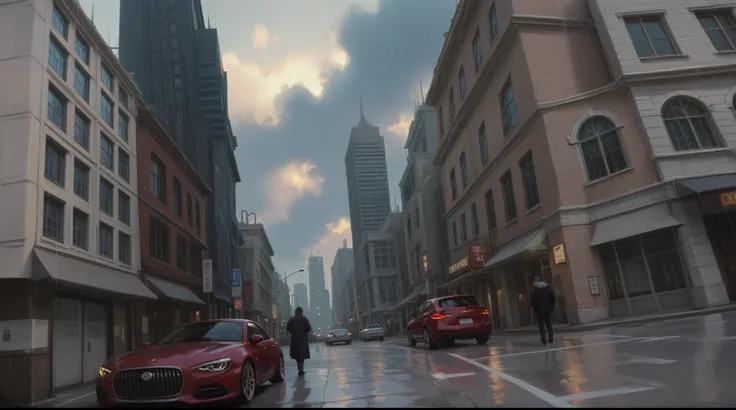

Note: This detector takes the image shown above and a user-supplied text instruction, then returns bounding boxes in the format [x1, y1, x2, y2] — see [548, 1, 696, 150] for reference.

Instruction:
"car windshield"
[368, 324, 381, 329]
[332, 329, 348, 335]
[158, 321, 243, 344]
[438, 296, 479, 308]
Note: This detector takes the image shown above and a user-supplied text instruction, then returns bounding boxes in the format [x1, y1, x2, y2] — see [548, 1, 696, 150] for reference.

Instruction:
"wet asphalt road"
[55, 310, 736, 407]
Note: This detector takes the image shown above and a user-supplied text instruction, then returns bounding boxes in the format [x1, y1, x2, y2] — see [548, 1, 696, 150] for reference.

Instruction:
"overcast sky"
[79, 0, 456, 299]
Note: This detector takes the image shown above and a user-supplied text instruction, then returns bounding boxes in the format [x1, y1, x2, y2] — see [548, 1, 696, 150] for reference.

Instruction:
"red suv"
[407, 295, 491, 349]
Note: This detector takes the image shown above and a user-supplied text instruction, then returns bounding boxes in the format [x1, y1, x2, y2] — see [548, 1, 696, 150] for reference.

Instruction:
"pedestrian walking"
[285, 306, 312, 376]
[530, 276, 556, 345]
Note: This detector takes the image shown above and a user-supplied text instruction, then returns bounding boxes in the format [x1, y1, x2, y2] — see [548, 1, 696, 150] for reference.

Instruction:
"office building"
[308, 255, 330, 329]
[330, 240, 353, 327]
[293, 282, 309, 312]
[236, 222, 275, 328]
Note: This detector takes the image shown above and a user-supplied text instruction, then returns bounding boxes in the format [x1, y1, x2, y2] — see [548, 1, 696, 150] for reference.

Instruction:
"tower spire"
[359, 93, 365, 122]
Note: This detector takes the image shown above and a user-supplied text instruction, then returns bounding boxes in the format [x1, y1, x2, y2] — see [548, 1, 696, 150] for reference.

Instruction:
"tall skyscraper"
[344, 100, 391, 276]
[331, 240, 353, 325]
[308, 256, 330, 329]
[293, 283, 309, 312]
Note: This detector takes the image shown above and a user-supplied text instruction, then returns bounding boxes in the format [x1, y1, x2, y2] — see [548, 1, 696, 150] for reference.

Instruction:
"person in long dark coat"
[530, 276, 556, 345]
[285, 306, 312, 375]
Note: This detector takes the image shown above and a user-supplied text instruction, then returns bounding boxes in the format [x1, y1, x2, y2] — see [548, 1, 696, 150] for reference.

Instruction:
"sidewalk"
[24, 383, 96, 408]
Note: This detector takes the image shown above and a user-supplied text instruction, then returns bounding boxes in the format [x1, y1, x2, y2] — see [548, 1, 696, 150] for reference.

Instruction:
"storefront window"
[642, 230, 687, 293]
[600, 245, 625, 300]
[615, 238, 652, 297]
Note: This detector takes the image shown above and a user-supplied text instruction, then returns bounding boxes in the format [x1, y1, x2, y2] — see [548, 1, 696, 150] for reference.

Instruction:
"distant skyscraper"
[294, 283, 309, 312]
[331, 240, 353, 324]
[308, 256, 330, 329]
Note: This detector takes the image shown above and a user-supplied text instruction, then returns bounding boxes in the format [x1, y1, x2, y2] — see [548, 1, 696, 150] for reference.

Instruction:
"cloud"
[301, 218, 352, 294]
[387, 113, 414, 140]
[252, 24, 277, 50]
[260, 161, 326, 224]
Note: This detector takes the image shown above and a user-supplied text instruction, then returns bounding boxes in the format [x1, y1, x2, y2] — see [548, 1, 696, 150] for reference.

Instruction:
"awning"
[675, 174, 736, 197]
[484, 228, 548, 269]
[146, 276, 207, 305]
[32, 248, 157, 299]
[590, 204, 682, 247]
[213, 290, 232, 304]
[391, 285, 426, 310]
[438, 270, 476, 290]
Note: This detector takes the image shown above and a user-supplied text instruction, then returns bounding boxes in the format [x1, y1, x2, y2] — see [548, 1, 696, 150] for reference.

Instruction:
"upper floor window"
[484, 189, 497, 232]
[624, 15, 677, 58]
[460, 212, 467, 242]
[472, 30, 483, 72]
[99, 178, 114, 216]
[52, 5, 68, 39]
[460, 152, 470, 188]
[118, 149, 130, 182]
[452, 221, 458, 247]
[696, 10, 736, 52]
[578, 116, 628, 181]
[74, 110, 90, 149]
[100, 93, 114, 126]
[118, 111, 129, 143]
[100, 134, 114, 170]
[118, 87, 129, 109]
[75, 35, 90, 65]
[500, 170, 517, 222]
[173, 177, 183, 217]
[438, 106, 445, 136]
[500, 80, 517, 135]
[44, 137, 66, 187]
[149, 217, 170, 262]
[101, 64, 113, 90]
[470, 203, 480, 237]
[74, 159, 90, 200]
[478, 122, 489, 166]
[47, 86, 67, 131]
[519, 151, 540, 210]
[449, 167, 458, 200]
[118, 191, 131, 225]
[151, 155, 167, 203]
[662, 97, 720, 151]
[448, 88, 456, 119]
[489, 4, 499, 42]
[43, 193, 65, 242]
[458, 66, 467, 100]
[48, 36, 68, 79]
[195, 201, 201, 235]
[74, 65, 90, 102]
[98, 222, 114, 259]
[119, 232, 132, 265]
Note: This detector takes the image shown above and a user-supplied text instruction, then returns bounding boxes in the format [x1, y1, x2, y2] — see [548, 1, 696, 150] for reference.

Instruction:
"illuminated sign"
[553, 244, 566, 264]
[448, 257, 468, 276]
[234, 299, 242, 310]
[720, 191, 736, 208]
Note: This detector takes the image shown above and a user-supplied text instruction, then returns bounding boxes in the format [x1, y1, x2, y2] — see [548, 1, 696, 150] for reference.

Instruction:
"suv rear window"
[368, 324, 381, 329]
[438, 296, 479, 308]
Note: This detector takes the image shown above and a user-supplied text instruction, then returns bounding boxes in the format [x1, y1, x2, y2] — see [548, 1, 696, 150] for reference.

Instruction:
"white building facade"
[237, 222, 276, 329]
[0, 0, 150, 404]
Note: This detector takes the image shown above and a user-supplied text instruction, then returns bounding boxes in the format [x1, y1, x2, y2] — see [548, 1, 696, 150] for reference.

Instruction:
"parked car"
[360, 324, 385, 341]
[96, 319, 284, 407]
[407, 295, 491, 350]
[326, 329, 352, 345]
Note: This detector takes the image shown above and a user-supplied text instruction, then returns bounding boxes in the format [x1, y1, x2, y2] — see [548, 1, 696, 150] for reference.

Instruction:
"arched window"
[578, 116, 628, 182]
[460, 152, 469, 188]
[662, 97, 719, 151]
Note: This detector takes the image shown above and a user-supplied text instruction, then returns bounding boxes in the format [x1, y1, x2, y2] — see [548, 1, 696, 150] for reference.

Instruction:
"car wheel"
[476, 333, 490, 345]
[423, 327, 437, 350]
[407, 332, 417, 347]
[239, 360, 256, 404]
[269, 355, 285, 383]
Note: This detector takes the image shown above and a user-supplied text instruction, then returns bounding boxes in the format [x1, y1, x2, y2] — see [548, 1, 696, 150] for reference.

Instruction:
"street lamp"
[280, 269, 305, 309]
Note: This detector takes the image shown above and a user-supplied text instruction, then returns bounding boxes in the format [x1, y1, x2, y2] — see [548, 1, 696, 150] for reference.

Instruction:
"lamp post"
[281, 269, 305, 310]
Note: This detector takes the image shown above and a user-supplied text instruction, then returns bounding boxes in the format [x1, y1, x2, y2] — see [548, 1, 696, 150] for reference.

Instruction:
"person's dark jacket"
[530, 281, 556, 318]
[286, 314, 312, 361]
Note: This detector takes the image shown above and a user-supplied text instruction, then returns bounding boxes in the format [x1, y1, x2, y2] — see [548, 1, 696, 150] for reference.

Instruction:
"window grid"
[478, 122, 489, 166]
[75, 35, 89, 64]
[118, 111, 129, 143]
[500, 170, 517, 222]
[578, 116, 628, 181]
[99, 222, 114, 258]
[624, 15, 676, 58]
[471, 202, 480, 237]
[100, 134, 114, 170]
[460, 152, 470, 188]
[73, 159, 89, 200]
[47, 86, 67, 131]
[489, 4, 499, 42]
[697, 10, 736, 51]
[484, 189, 497, 232]
[458, 66, 467, 100]
[176, 234, 187, 270]
[118, 191, 131, 225]
[48, 36, 68, 79]
[662, 98, 720, 151]
[99, 178, 114, 216]
[100, 92, 114, 126]
[519, 151, 540, 210]
[460, 212, 467, 243]
[448, 88, 456, 119]
[101, 64, 113, 90]
[74, 65, 90, 102]
[44, 138, 66, 187]
[72, 209, 88, 249]
[473, 30, 483, 72]
[119, 232, 131, 265]
[52, 5, 68, 39]
[74, 110, 90, 149]
[43, 194, 65, 242]
[449, 168, 458, 200]
[500, 80, 518, 135]
[118, 149, 130, 182]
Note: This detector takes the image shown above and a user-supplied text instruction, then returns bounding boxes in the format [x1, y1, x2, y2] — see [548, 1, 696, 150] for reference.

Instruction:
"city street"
[43, 310, 736, 408]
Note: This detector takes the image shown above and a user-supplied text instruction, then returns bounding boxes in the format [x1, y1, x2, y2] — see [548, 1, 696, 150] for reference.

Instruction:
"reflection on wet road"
[249, 311, 736, 407]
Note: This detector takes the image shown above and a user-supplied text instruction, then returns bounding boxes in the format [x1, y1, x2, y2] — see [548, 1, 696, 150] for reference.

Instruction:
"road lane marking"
[432, 372, 475, 380]
[558, 385, 657, 402]
[635, 335, 680, 343]
[618, 357, 677, 365]
[473, 337, 652, 360]
[447, 353, 575, 408]
[52, 391, 95, 408]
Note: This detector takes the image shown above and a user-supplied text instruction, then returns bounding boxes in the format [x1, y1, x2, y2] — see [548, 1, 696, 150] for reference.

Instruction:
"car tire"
[423, 327, 438, 350]
[476, 333, 490, 345]
[239, 360, 256, 405]
[269, 355, 285, 383]
[408, 332, 417, 347]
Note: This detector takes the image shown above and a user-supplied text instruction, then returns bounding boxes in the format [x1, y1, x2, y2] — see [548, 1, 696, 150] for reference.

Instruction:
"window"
[74, 110, 90, 149]
[99, 222, 114, 258]
[72, 209, 88, 249]
[697, 10, 736, 51]
[378, 277, 398, 304]
[176, 235, 187, 270]
[449, 168, 458, 200]
[74, 65, 90, 102]
[100, 93, 114, 126]
[149, 217, 170, 262]
[414, 207, 419, 229]
[578, 116, 628, 181]
[519, 151, 540, 210]
[643, 230, 687, 293]
[489, 4, 499, 42]
[452, 221, 458, 247]
[191, 243, 202, 277]
[438, 107, 445, 136]
[500, 80, 517, 135]
[473, 30, 483, 72]
[460, 152, 470, 188]
[100, 134, 114, 170]
[624, 15, 676, 58]
[52, 5, 68, 39]
[151, 155, 167, 203]
[478, 122, 489, 166]
[407, 215, 413, 238]
[662, 97, 720, 151]
[187, 193, 193, 225]
[118, 111, 129, 143]
[47, 86, 67, 130]
[372, 241, 398, 270]
[118, 149, 130, 182]
[471, 202, 480, 237]
[43, 194, 64, 242]
[118, 87, 129, 108]
[246, 322, 269, 340]
[460, 212, 467, 242]
[448, 88, 456, 119]
[195, 201, 201, 235]
[119, 232, 131, 265]
[73, 160, 89, 200]
[173, 178, 183, 217]
[99, 178, 114, 216]
[75, 35, 89, 64]
[48, 36, 68, 79]
[458, 66, 467, 100]
[118, 192, 130, 225]
[484, 189, 497, 232]
[500, 170, 517, 222]
[44, 138, 66, 187]
[101, 64, 113, 89]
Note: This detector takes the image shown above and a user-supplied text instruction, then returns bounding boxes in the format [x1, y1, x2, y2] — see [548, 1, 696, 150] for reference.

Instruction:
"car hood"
[110, 342, 241, 369]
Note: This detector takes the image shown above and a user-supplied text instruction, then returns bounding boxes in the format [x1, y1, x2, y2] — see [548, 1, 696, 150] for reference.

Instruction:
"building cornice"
[623, 61, 736, 84]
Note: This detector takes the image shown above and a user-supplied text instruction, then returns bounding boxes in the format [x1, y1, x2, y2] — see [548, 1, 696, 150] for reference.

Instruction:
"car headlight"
[193, 358, 232, 372]
[348, 332, 352, 337]
[98, 366, 112, 378]
[327, 334, 334, 337]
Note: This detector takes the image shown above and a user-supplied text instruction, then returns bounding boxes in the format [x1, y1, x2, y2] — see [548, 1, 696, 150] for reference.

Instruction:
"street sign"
[234, 298, 242, 310]
[202, 259, 213, 293]
[231, 268, 242, 298]
[231, 269, 242, 288]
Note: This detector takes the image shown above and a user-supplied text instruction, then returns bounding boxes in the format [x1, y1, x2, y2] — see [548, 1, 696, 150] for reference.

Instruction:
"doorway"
[703, 209, 736, 302]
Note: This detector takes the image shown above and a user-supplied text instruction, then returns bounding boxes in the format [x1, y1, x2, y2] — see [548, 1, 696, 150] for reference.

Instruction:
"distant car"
[326, 329, 352, 345]
[315, 333, 327, 342]
[96, 319, 284, 406]
[360, 324, 385, 341]
[407, 295, 491, 350]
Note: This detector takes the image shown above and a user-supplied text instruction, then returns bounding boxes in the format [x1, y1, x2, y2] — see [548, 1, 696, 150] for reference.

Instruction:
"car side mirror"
[409, 313, 417, 319]
[250, 334, 264, 344]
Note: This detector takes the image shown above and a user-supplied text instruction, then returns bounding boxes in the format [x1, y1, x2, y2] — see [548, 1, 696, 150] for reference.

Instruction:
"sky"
[79, 0, 456, 299]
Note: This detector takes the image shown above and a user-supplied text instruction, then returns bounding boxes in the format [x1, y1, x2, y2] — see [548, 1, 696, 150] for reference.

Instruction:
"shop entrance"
[703, 209, 736, 302]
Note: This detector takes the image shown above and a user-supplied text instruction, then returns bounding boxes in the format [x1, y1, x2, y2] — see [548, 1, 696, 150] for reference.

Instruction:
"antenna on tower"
[91, 2, 95, 25]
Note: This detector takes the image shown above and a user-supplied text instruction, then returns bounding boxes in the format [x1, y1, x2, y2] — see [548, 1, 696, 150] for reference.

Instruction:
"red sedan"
[96, 319, 284, 406]
[407, 295, 491, 349]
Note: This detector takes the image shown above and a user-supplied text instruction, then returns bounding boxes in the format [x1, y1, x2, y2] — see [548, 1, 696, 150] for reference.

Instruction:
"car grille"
[113, 367, 183, 401]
